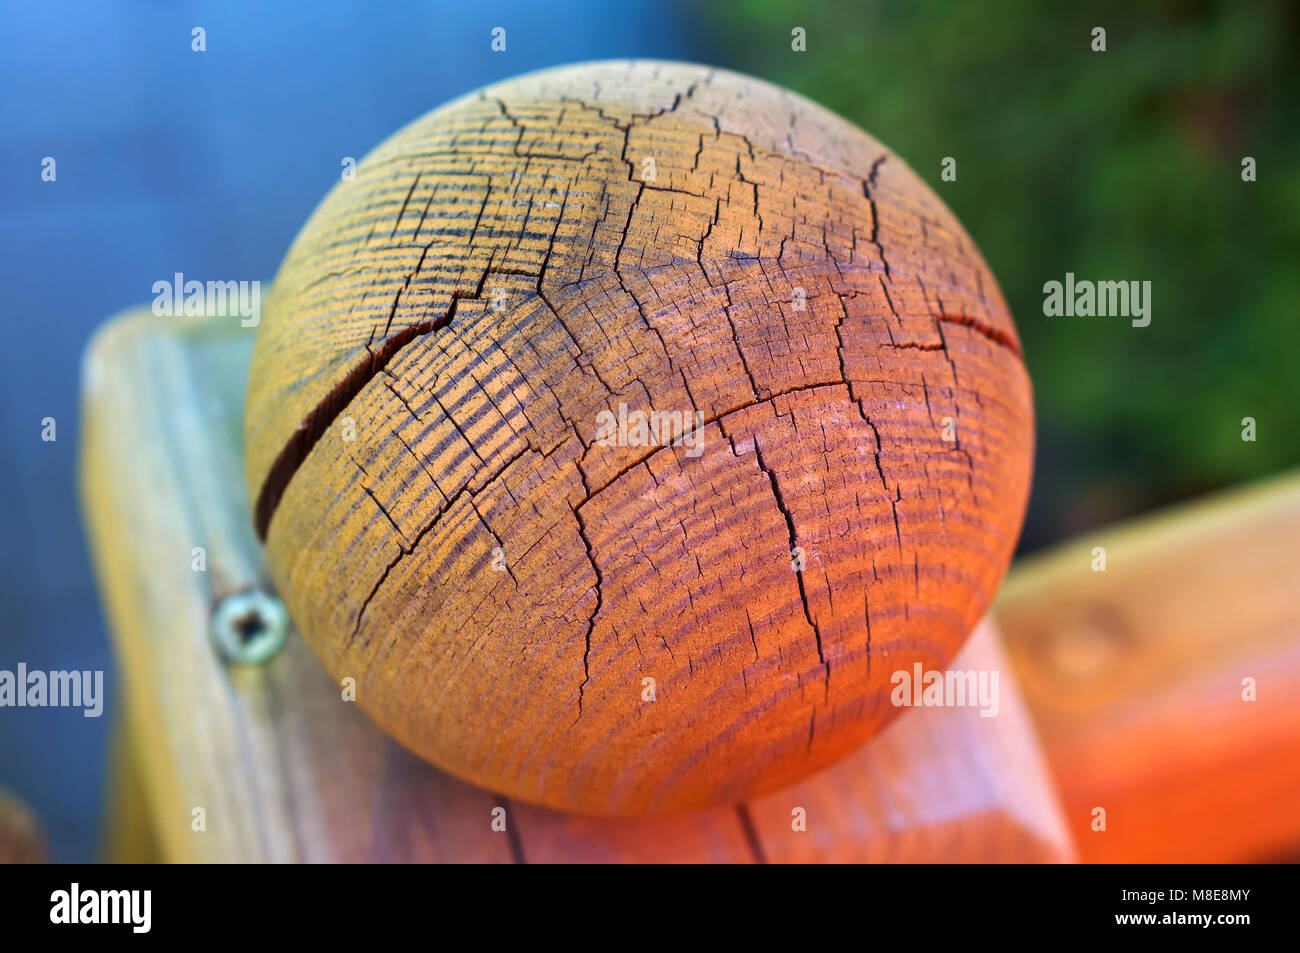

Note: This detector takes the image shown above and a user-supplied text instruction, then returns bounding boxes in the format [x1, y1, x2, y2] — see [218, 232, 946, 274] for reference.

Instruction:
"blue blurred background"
[1, 0, 1295, 861]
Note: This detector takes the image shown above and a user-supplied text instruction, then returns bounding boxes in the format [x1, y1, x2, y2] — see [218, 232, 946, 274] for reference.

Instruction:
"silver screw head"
[210, 589, 288, 665]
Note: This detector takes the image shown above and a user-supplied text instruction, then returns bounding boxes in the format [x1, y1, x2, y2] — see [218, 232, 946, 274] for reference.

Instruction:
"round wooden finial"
[244, 61, 1033, 814]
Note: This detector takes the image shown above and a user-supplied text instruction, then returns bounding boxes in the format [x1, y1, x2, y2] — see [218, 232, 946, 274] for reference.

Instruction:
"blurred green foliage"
[696, 0, 1299, 548]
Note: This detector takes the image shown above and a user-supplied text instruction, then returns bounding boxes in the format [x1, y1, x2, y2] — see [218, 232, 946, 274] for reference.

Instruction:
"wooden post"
[80, 307, 1072, 862]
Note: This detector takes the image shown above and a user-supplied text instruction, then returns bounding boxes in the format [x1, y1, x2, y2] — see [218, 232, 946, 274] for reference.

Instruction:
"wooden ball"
[245, 61, 1033, 814]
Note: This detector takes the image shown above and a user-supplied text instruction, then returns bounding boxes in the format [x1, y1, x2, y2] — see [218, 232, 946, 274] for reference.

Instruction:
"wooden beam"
[996, 472, 1300, 862]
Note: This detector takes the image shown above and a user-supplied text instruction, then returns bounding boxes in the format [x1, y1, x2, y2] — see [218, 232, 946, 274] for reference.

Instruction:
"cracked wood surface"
[244, 61, 1033, 813]
[82, 308, 1070, 861]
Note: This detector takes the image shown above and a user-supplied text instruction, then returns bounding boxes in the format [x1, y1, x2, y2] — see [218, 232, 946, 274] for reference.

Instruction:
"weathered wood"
[745, 618, 1072, 863]
[996, 473, 1300, 862]
[82, 308, 1069, 862]
[245, 60, 1034, 813]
